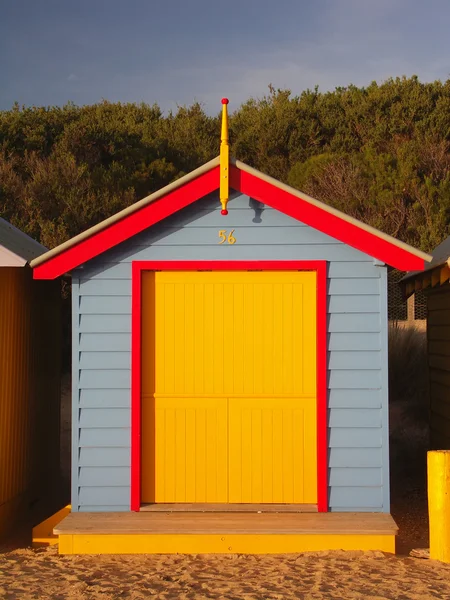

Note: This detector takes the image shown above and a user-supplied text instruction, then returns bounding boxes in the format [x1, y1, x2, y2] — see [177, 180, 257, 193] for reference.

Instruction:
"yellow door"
[141, 271, 317, 504]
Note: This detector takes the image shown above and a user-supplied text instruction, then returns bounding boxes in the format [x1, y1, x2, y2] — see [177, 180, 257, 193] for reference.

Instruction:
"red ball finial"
[221, 209, 228, 215]
[221, 98, 229, 105]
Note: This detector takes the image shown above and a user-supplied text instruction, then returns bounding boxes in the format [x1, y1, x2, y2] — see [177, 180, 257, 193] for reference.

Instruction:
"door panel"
[145, 271, 317, 398]
[141, 270, 318, 505]
[228, 398, 317, 504]
[142, 397, 228, 503]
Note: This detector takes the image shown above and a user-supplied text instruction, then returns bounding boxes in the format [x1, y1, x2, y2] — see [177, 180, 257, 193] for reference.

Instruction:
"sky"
[1, 0, 450, 114]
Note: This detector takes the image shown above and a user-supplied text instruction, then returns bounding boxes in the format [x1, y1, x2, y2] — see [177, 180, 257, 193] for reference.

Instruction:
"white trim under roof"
[0, 218, 47, 267]
[0, 244, 27, 267]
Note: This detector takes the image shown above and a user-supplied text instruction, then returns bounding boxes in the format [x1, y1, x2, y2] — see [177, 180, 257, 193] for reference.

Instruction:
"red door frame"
[131, 260, 328, 512]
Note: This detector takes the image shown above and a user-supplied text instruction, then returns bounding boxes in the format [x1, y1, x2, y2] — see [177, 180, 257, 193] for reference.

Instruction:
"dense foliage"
[2, 76, 450, 252]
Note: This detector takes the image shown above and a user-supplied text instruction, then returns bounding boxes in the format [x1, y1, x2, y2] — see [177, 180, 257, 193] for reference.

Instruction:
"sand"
[1, 546, 450, 600]
[0, 366, 441, 600]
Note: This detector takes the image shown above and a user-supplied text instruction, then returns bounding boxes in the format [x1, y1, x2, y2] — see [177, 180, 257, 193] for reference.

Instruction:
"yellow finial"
[220, 98, 229, 215]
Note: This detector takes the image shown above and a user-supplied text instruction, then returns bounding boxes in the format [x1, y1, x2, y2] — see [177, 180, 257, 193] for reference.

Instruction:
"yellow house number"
[218, 229, 236, 245]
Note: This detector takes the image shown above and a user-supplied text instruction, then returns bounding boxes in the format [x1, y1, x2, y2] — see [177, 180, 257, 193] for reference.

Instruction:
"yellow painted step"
[58, 533, 396, 555]
[32, 505, 71, 548]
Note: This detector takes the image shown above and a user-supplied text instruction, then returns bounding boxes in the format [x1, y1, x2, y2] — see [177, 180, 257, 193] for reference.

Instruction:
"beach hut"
[0, 218, 61, 541]
[402, 237, 450, 450]
[31, 101, 431, 555]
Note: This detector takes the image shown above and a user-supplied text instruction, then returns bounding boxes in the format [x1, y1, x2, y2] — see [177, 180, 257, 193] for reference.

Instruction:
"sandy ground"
[1, 546, 450, 600]
[1, 374, 446, 600]
[0, 452, 443, 600]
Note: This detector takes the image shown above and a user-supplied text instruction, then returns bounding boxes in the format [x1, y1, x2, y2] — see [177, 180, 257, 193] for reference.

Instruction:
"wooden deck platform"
[140, 503, 318, 512]
[54, 512, 398, 555]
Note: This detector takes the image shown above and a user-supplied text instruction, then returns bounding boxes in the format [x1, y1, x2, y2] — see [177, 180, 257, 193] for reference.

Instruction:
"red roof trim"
[230, 167, 426, 272]
[33, 167, 220, 279]
[33, 162, 426, 279]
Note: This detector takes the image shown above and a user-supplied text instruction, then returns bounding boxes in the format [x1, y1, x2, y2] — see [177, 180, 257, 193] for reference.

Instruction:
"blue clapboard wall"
[71, 191, 389, 513]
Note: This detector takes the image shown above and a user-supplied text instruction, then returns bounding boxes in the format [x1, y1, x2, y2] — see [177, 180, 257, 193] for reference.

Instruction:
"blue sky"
[1, 0, 450, 114]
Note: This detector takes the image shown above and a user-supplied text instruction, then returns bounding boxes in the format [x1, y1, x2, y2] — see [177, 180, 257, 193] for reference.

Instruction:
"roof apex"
[31, 157, 432, 277]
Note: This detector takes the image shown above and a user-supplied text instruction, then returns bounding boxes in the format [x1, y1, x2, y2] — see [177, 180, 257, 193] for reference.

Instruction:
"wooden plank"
[137, 226, 339, 246]
[405, 282, 415, 297]
[328, 314, 380, 334]
[430, 430, 450, 450]
[428, 310, 450, 326]
[55, 512, 398, 536]
[328, 333, 381, 352]
[140, 503, 318, 513]
[79, 467, 130, 487]
[441, 265, 450, 285]
[429, 355, 450, 372]
[81, 262, 129, 280]
[328, 296, 379, 314]
[428, 290, 450, 311]
[428, 326, 450, 341]
[430, 369, 450, 388]
[107, 244, 367, 263]
[156, 208, 308, 227]
[328, 468, 382, 487]
[328, 390, 381, 409]
[328, 351, 381, 370]
[80, 352, 131, 370]
[329, 487, 382, 509]
[79, 448, 130, 467]
[422, 275, 431, 290]
[432, 270, 441, 287]
[328, 279, 379, 296]
[329, 428, 381, 448]
[428, 341, 450, 358]
[76, 506, 130, 512]
[328, 262, 379, 279]
[79, 408, 130, 429]
[430, 412, 450, 438]
[79, 390, 130, 409]
[79, 315, 131, 333]
[329, 448, 382, 468]
[328, 370, 381, 390]
[79, 370, 130, 390]
[58, 532, 396, 554]
[79, 487, 130, 506]
[79, 333, 130, 352]
[430, 398, 450, 421]
[79, 279, 130, 296]
[430, 381, 450, 405]
[328, 409, 382, 428]
[79, 428, 130, 447]
[80, 295, 130, 315]
[86, 262, 380, 286]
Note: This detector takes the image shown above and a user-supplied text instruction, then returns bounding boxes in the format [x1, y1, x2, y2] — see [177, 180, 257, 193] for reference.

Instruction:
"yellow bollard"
[428, 450, 450, 562]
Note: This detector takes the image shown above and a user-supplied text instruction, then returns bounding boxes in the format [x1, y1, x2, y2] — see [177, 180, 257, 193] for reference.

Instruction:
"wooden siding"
[427, 286, 450, 449]
[0, 268, 61, 539]
[72, 192, 389, 513]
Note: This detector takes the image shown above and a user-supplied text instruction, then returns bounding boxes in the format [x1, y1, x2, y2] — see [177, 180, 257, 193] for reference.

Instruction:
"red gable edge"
[231, 168, 427, 272]
[33, 163, 426, 279]
[33, 167, 220, 279]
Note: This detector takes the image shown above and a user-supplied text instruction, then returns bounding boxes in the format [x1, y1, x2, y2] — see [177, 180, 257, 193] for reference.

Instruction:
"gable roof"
[0, 218, 48, 267]
[31, 157, 431, 279]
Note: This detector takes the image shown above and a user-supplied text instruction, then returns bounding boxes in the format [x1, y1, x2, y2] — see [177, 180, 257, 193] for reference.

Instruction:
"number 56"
[218, 229, 236, 245]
